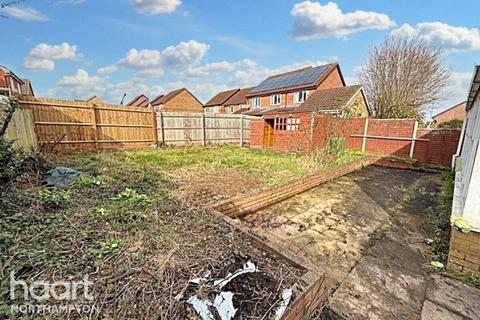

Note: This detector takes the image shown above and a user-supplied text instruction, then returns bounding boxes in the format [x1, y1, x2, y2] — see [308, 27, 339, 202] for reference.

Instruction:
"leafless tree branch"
[360, 36, 450, 121]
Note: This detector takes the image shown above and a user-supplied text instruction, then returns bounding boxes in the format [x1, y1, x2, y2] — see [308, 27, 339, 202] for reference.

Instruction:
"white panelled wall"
[452, 66, 480, 231]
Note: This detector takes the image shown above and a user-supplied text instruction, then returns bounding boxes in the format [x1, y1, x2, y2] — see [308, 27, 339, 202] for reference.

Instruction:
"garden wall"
[250, 115, 460, 167]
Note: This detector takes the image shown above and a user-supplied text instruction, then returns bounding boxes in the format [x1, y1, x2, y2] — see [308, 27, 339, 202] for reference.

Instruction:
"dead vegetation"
[1, 147, 311, 319]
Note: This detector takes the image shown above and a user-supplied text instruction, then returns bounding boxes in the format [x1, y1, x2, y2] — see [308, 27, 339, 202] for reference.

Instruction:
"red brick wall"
[414, 129, 461, 166]
[251, 116, 460, 167]
[318, 67, 344, 89]
[345, 119, 460, 166]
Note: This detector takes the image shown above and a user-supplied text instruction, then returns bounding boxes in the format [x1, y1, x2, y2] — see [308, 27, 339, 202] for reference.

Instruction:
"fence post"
[92, 105, 99, 150]
[409, 121, 418, 158]
[361, 118, 369, 152]
[158, 111, 165, 145]
[152, 107, 158, 147]
[240, 115, 244, 147]
[201, 113, 206, 146]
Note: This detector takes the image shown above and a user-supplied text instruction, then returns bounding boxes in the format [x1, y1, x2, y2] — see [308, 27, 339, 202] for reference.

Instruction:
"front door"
[263, 119, 274, 148]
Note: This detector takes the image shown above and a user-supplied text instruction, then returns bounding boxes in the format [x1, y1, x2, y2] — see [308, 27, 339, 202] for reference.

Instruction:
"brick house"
[203, 88, 253, 114]
[432, 101, 466, 126]
[225, 87, 253, 114]
[203, 88, 239, 113]
[449, 65, 480, 277]
[151, 88, 203, 112]
[245, 63, 346, 112]
[127, 94, 150, 108]
[0, 65, 34, 97]
[249, 85, 370, 151]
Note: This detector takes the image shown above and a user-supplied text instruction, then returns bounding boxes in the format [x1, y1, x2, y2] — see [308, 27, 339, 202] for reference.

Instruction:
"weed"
[74, 174, 107, 187]
[38, 188, 72, 209]
[115, 188, 150, 208]
[94, 238, 123, 262]
[446, 270, 480, 288]
[426, 170, 455, 264]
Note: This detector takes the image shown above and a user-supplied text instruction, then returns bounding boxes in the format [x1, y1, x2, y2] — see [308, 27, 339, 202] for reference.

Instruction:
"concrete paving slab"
[426, 274, 480, 320]
[421, 300, 463, 320]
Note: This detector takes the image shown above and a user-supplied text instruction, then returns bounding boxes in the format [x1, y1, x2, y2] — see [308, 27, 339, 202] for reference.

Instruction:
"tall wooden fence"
[1, 103, 38, 149]
[14, 96, 256, 152]
[157, 112, 256, 145]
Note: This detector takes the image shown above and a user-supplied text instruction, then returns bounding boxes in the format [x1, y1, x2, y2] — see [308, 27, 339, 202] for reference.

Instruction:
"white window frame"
[213, 106, 220, 113]
[294, 91, 308, 103]
[252, 97, 261, 109]
[270, 94, 281, 106]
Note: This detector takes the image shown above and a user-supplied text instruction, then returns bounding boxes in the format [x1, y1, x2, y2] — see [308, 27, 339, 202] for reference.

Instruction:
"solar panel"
[251, 65, 329, 94]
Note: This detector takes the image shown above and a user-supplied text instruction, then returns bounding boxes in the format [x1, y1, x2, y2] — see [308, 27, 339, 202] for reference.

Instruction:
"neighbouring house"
[249, 84, 370, 151]
[432, 101, 466, 127]
[0, 65, 34, 97]
[226, 87, 254, 114]
[204, 87, 254, 114]
[203, 88, 240, 113]
[127, 94, 150, 108]
[449, 65, 480, 277]
[151, 88, 203, 112]
[245, 63, 346, 113]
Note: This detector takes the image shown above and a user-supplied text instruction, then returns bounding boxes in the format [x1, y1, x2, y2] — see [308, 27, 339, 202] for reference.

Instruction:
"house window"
[270, 94, 281, 106]
[213, 106, 220, 113]
[294, 91, 308, 103]
[252, 97, 261, 108]
[274, 117, 300, 131]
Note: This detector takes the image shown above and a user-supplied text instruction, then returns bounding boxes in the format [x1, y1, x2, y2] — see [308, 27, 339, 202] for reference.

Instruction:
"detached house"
[151, 88, 203, 113]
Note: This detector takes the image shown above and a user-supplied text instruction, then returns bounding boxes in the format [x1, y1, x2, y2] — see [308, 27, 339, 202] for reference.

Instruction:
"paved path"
[241, 166, 480, 319]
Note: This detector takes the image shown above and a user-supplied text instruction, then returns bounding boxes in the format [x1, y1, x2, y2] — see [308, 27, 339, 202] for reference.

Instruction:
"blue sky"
[1, 0, 479, 115]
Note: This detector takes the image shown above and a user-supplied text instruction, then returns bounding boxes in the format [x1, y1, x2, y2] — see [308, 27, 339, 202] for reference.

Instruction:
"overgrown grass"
[70, 145, 364, 187]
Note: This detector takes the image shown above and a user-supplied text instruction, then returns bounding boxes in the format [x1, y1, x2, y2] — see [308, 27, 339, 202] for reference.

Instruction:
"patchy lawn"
[68, 146, 364, 205]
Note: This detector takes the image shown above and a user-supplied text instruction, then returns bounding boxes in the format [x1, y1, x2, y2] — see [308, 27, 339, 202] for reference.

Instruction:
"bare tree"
[360, 36, 450, 121]
[1, 1, 24, 18]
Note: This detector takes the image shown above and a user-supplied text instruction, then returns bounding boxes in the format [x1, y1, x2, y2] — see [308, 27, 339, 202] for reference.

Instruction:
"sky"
[1, 0, 479, 116]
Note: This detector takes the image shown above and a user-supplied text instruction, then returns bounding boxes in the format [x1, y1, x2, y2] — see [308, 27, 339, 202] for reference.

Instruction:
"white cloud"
[119, 40, 209, 77]
[0, 6, 48, 21]
[45, 57, 337, 104]
[290, 1, 395, 40]
[23, 43, 81, 71]
[96, 65, 118, 75]
[391, 22, 480, 51]
[133, 0, 181, 14]
[53, 69, 104, 97]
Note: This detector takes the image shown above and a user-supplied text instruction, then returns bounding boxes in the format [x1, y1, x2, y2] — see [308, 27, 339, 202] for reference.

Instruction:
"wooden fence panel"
[158, 112, 257, 146]
[19, 96, 155, 152]
[1, 104, 38, 149]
